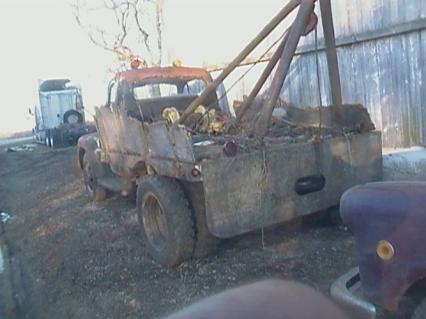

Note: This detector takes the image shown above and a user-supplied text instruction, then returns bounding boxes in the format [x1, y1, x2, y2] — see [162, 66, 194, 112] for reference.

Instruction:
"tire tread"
[137, 176, 195, 266]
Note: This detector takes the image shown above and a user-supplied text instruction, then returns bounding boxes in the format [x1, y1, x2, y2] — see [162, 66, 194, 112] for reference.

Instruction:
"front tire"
[137, 176, 195, 267]
[82, 154, 107, 202]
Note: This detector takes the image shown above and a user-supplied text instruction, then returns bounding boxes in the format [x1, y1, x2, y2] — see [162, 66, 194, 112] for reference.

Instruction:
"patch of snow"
[0, 212, 12, 223]
[0, 136, 34, 147]
[194, 140, 215, 147]
[383, 146, 426, 156]
[383, 147, 426, 181]
[5, 144, 37, 152]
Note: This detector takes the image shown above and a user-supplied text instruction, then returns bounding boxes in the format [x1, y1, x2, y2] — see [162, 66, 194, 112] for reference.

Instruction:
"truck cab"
[77, 65, 236, 266]
[79, 65, 232, 183]
[331, 182, 426, 319]
[33, 79, 94, 148]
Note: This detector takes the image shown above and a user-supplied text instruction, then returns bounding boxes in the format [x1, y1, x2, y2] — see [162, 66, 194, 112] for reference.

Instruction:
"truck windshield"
[133, 79, 206, 99]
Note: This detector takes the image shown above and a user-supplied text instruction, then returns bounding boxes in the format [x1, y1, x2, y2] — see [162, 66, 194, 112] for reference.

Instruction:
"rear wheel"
[50, 129, 66, 148]
[49, 131, 55, 148]
[137, 176, 195, 267]
[63, 110, 83, 125]
[82, 154, 107, 202]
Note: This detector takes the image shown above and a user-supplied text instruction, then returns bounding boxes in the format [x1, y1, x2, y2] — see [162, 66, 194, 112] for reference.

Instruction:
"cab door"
[95, 81, 125, 175]
[116, 81, 148, 175]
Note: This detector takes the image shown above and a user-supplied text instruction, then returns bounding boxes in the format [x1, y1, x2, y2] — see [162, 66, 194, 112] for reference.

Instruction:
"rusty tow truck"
[77, 0, 382, 266]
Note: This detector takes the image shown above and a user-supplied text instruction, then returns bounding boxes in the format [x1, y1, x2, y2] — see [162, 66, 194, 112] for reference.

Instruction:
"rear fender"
[77, 133, 112, 181]
[77, 133, 99, 169]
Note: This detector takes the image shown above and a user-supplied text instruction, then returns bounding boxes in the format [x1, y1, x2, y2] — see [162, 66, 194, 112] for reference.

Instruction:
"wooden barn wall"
[279, 0, 426, 148]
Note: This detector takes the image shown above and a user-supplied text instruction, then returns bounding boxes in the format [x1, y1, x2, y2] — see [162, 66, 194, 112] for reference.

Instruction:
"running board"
[97, 176, 132, 194]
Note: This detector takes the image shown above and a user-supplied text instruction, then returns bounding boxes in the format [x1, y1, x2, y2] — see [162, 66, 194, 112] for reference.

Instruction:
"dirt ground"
[0, 142, 408, 319]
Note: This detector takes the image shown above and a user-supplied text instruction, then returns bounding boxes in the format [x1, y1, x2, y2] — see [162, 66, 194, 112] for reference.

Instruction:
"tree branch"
[71, 0, 163, 67]
[133, 0, 153, 60]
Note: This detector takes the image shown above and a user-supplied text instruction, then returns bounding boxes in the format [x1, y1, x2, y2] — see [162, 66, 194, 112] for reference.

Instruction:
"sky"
[0, 0, 290, 133]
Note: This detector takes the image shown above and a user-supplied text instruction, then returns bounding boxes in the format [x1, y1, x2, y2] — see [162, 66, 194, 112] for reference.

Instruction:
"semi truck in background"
[32, 79, 95, 148]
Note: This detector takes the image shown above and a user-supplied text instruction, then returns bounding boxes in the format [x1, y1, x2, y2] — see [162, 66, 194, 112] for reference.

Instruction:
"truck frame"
[77, 0, 383, 266]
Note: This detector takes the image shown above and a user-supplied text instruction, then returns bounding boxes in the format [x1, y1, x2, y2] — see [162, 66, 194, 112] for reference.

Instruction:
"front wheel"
[137, 176, 195, 267]
[82, 154, 107, 202]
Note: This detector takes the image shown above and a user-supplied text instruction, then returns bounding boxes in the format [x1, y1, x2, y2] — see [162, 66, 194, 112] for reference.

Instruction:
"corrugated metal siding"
[279, 0, 426, 148]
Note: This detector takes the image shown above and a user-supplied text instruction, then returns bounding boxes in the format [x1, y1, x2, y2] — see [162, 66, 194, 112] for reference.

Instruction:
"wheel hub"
[68, 114, 79, 124]
[142, 193, 168, 251]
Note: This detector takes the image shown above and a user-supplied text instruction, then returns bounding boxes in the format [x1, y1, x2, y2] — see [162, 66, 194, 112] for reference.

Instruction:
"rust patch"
[117, 66, 214, 85]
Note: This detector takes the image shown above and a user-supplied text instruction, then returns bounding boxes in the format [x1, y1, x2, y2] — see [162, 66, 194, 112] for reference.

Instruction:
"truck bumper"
[330, 267, 376, 319]
[201, 131, 383, 238]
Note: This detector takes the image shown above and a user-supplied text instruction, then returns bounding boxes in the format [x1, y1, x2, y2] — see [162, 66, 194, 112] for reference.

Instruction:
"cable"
[192, 31, 288, 131]
[315, 24, 323, 138]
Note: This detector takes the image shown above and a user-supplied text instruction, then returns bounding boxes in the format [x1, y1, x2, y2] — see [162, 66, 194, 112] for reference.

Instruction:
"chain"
[259, 148, 269, 250]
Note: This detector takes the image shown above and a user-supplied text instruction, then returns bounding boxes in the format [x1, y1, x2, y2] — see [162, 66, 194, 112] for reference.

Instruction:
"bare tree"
[71, 0, 164, 70]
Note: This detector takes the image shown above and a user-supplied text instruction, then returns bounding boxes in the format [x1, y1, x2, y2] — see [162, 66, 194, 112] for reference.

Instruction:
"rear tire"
[82, 154, 107, 202]
[137, 176, 195, 267]
[49, 130, 55, 148]
[63, 110, 83, 125]
[50, 128, 66, 148]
